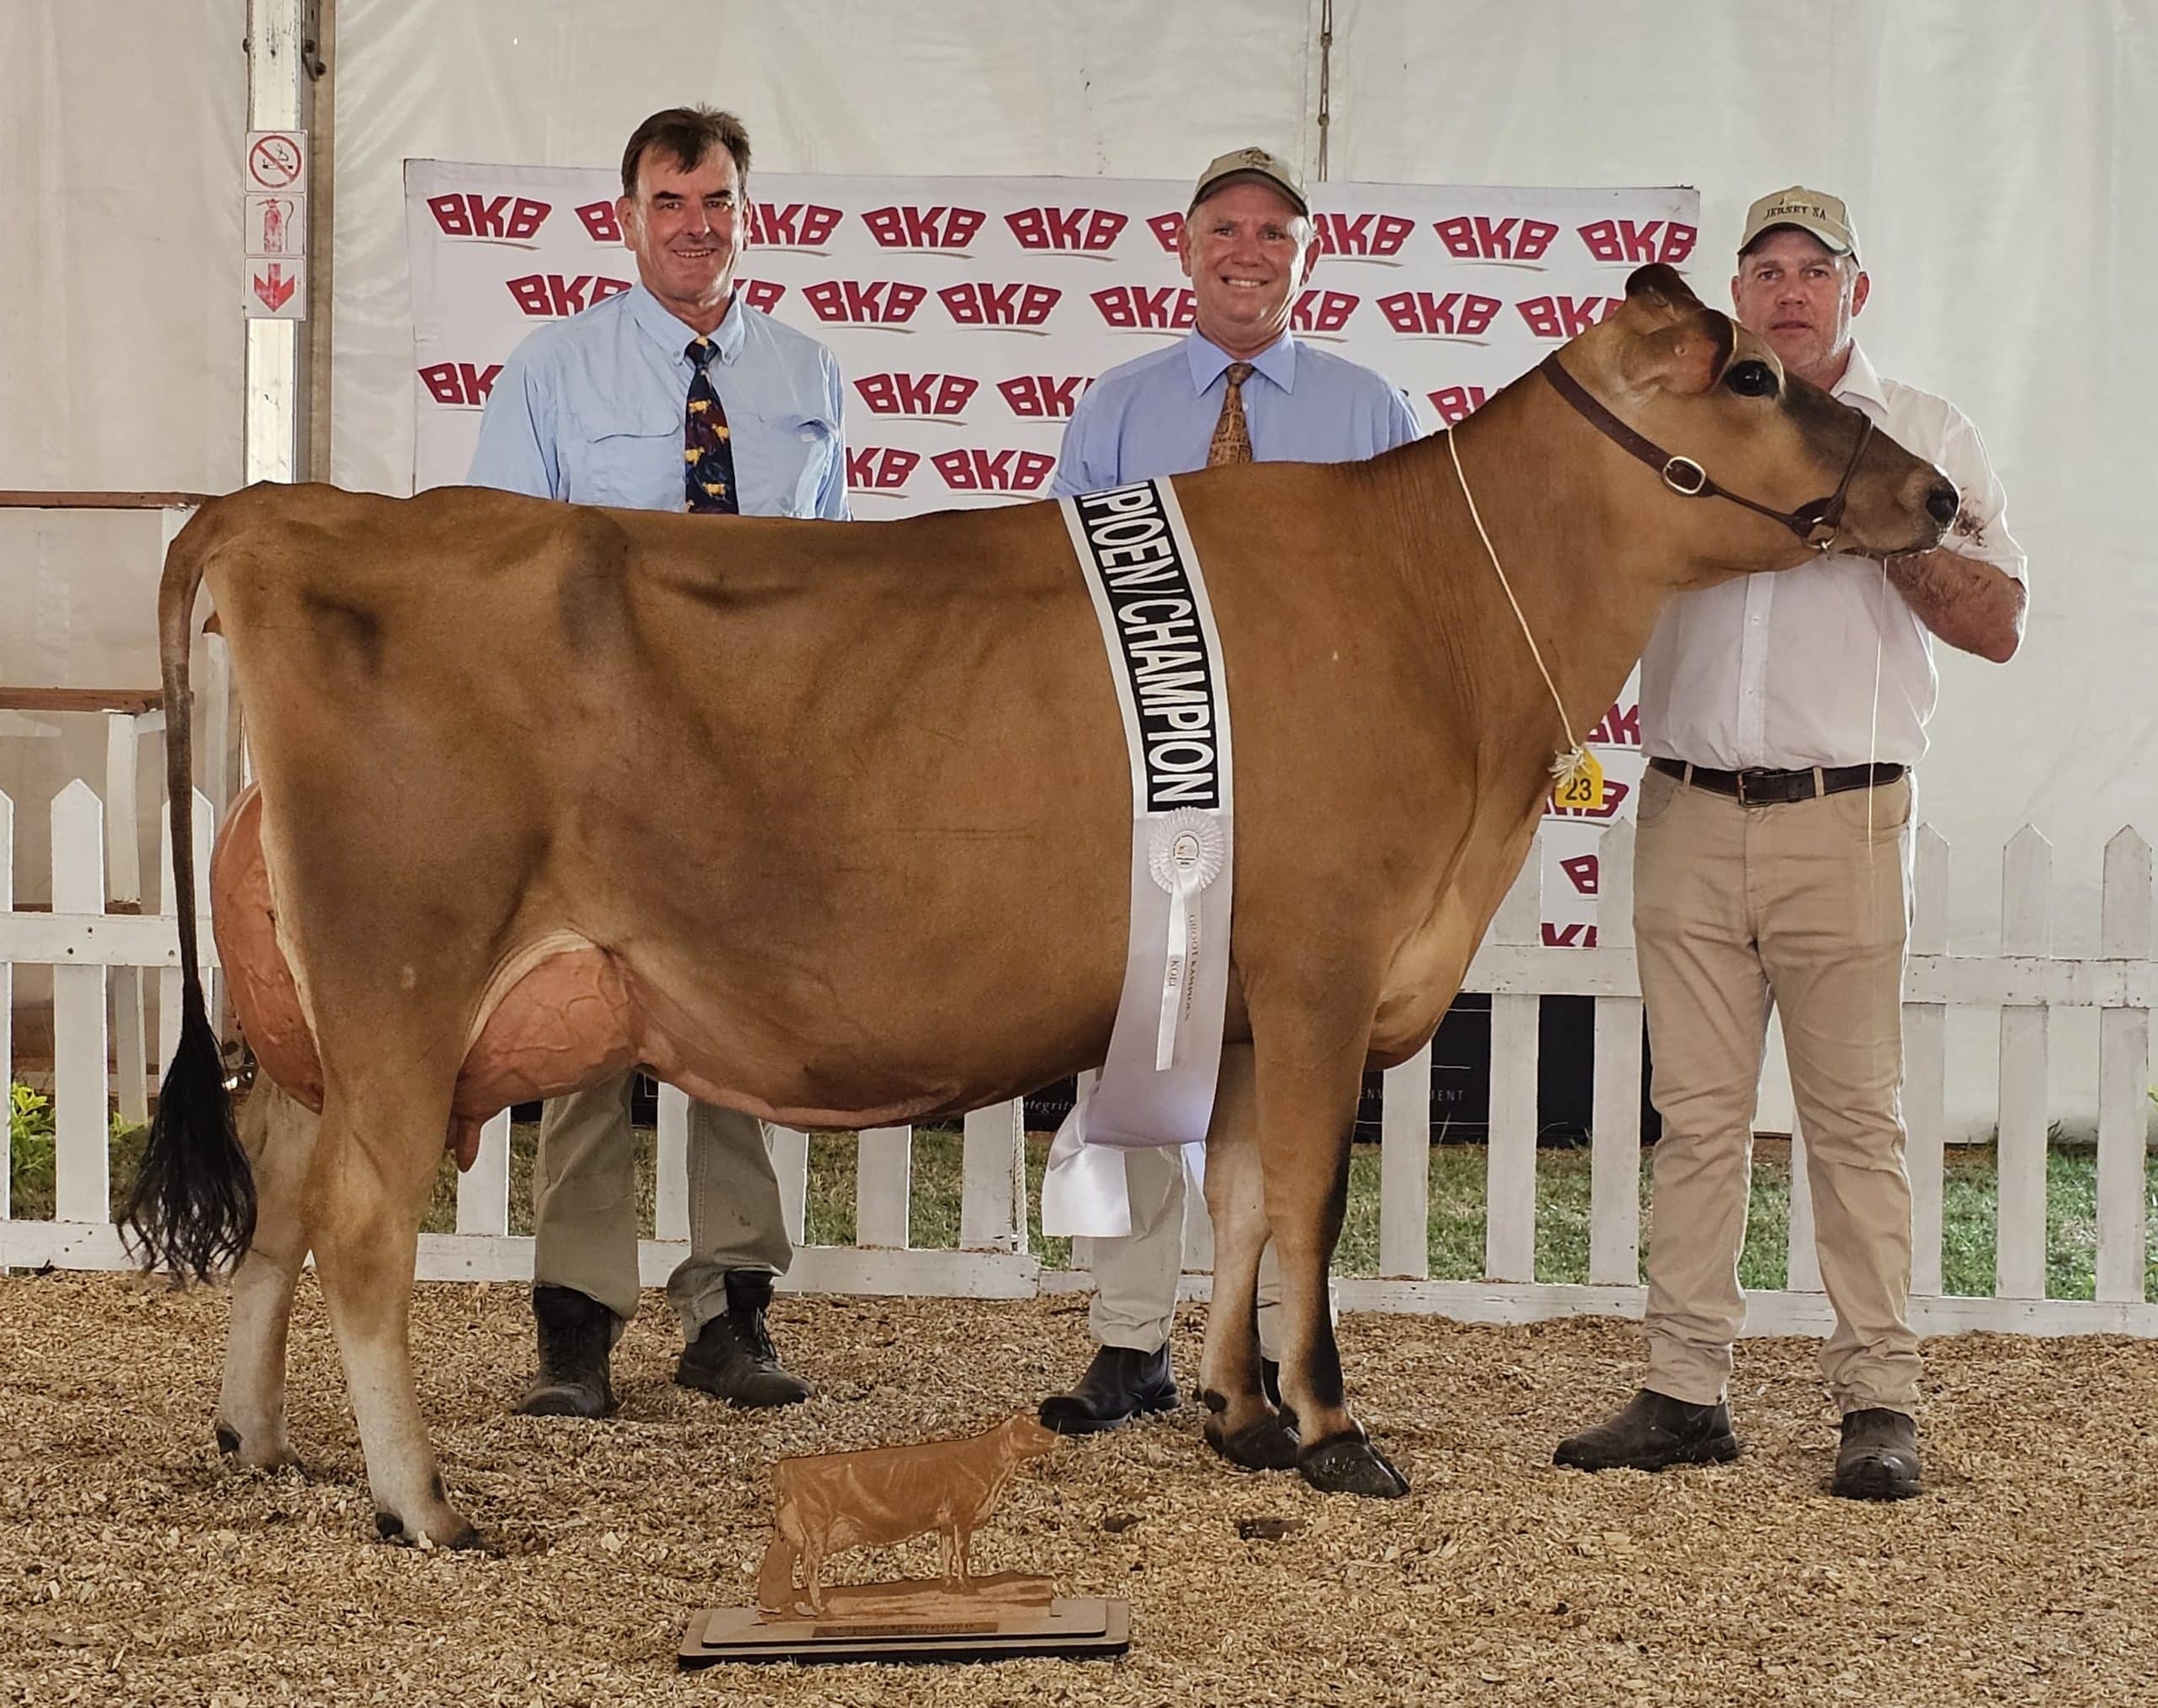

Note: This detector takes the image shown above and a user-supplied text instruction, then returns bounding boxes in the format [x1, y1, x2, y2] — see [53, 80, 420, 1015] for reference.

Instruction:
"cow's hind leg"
[216, 1081, 319, 1470]
[308, 1071, 480, 1548]
[1196, 1042, 1297, 1470]
[1254, 1004, 1409, 1499]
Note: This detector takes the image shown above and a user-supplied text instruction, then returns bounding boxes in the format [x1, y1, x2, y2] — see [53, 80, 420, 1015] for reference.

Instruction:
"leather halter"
[1538, 352, 1873, 553]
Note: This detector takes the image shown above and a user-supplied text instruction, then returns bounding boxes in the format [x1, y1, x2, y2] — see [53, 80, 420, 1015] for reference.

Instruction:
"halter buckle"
[1661, 457, 1709, 497]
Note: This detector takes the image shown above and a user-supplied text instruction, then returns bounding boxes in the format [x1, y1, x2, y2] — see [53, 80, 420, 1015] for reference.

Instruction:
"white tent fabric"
[3, 0, 2154, 1130]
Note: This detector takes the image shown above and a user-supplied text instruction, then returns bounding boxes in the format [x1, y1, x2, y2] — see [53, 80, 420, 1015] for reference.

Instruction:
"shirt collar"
[628, 281, 749, 367]
[1828, 341, 1887, 411]
[1185, 329, 1296, 396]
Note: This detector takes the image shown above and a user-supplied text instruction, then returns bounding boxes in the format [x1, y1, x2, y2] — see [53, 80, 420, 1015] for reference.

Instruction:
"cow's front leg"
[1253, 1006, 1409, 1499]
[309, 1078, 480, 1549]
[216, 1081, 319, 1471]
[1196, 1042, 1297, 1470]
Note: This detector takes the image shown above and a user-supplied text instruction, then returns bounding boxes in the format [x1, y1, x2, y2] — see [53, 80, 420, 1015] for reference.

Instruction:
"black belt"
[1651, 755, 1904, 806]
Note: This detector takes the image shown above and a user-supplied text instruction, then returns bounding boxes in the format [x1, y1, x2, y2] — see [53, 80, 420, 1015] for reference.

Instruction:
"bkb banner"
[405, 164, 1699, 941]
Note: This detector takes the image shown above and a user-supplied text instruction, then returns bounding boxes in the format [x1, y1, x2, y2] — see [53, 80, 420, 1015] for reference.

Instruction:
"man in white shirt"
[1554, 188, 2027, 1500]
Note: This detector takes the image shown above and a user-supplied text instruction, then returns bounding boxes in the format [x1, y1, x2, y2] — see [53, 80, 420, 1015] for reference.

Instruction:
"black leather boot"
[1038, 1344, 1178, 1435]
[1833, 1408, 1921, 1501]
[674, 1270, 815, 1408]
[1553, 1388, 1740, 1472]
[515, 1285, 616, 1419]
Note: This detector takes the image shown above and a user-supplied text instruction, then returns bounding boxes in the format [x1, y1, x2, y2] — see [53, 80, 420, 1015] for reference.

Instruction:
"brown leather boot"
[1833, 1408, 1921, 1500]
[515, 1285, 617, 1419]
[674, 1270, 815, 1408]
[1554, 1388, 1740, 1472]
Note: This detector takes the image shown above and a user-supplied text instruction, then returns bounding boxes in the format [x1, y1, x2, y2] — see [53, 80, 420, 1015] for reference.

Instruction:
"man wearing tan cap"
[1039, 147, 1419, 1435]
[1555, 187, 2028, 1499]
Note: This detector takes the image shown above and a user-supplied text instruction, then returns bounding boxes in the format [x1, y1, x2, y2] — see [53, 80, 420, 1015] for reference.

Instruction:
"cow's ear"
[1621, 309, 1735, 397]
[1625, 263, 1704, 314]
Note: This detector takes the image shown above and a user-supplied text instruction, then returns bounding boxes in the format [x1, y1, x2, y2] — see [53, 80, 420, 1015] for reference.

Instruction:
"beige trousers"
[532, 1070, 791, 1341]
[1086, 1142, 1330, 1359]
[1634, 764, 1921, 1415]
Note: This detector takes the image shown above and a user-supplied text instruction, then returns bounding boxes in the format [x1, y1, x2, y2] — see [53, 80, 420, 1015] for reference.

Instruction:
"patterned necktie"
[1206, 361, 1256, 466]
[683, 336, 738, 514]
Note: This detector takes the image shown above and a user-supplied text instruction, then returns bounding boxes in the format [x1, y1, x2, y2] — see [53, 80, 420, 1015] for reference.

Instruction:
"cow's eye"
[1726, 360, 1778, 398]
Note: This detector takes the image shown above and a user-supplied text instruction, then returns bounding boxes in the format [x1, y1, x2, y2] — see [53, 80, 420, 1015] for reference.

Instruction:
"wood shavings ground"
[2, 1270, 2152, 1705]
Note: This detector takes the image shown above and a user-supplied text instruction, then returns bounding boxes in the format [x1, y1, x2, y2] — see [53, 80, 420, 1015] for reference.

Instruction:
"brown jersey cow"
[126, 266, 1954, 1545]
[756, 1414, 1060, 1616]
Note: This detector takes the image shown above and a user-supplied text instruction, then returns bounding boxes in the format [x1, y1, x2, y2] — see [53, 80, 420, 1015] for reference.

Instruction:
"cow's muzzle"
[1540, 354, 1873, 554]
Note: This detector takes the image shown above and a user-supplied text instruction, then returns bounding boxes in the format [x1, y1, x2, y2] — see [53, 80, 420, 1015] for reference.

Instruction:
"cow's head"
[1565, 264, 1956, 583]
[1000, 1414, 1062, 1463]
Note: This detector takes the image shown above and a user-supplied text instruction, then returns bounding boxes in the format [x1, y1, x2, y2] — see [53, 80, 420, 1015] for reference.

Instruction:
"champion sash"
[1040, 480, 1233, 1238]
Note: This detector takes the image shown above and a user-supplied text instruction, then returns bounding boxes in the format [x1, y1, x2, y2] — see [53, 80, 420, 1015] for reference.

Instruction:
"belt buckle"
[1735, 769, 1762, 805]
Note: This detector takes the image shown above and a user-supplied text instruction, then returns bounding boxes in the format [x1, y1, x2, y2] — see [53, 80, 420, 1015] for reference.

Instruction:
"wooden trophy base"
[680, 1572, 1130, 1667]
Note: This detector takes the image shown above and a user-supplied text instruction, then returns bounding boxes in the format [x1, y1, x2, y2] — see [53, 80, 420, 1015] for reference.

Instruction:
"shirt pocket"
[570, 402, 681, 510]
[737, 409, 839, 516]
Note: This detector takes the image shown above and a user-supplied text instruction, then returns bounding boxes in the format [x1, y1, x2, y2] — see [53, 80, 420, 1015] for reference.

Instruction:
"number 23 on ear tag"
[1551, 749, 1605, 814]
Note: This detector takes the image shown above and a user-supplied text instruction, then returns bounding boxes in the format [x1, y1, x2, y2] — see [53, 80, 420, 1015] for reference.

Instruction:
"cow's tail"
[121, 502, 257, 1281]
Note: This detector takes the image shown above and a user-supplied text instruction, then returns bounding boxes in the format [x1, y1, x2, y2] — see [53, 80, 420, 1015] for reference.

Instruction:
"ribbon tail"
[1157, 872, 1199, 1072]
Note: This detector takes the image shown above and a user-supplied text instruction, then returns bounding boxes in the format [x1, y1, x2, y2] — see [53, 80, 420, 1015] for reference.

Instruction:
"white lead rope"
[1449, 429, 1587, 782]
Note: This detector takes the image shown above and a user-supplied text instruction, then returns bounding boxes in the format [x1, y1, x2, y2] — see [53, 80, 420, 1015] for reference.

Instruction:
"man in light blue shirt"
[1039, 146, 1421, 1438]
[468, 105, 846, 1423]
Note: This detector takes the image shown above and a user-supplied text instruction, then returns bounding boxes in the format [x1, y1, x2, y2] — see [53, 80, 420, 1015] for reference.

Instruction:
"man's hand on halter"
[1883, 544, 2026, 663]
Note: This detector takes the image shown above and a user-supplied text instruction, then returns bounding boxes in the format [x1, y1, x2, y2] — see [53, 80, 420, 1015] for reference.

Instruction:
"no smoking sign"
[246, 130, 307, 194]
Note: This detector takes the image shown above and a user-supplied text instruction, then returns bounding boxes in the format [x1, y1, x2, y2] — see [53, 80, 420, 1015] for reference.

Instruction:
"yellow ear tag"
[1551, 749, 1605, 814]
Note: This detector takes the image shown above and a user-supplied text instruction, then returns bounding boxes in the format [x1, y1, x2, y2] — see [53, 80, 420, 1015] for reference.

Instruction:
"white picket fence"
[3, 754, 2154, 1336]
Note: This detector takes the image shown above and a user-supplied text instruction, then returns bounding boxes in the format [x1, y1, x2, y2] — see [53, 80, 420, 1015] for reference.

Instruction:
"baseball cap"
[1190, 146, 1308, 216]
[1737, 185, 1860, 262]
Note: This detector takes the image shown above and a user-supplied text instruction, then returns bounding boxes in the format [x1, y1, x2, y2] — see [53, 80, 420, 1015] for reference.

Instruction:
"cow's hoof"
[373, 1509, 487, 1551]
[216, 1422, 305, 1474]
[1205, 1414, 1302, 1472]
[1298, 1433, 1410, 1498]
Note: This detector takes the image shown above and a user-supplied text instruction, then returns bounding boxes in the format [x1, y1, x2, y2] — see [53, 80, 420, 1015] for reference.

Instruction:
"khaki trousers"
[533, 1070, 792, 1342]
[1085, 1142, 1331, 1358]
[1634, 764, 1921, 1415]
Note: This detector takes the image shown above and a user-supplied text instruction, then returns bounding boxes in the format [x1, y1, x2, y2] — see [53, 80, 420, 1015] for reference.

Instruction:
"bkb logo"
[1587, 702, 1640, 746]
[854, 373, 980, 418]
[1517, 296, 1624, 339]
[1291, 289, 1359, 334]
[847, 447, 921, 491]
[1433, 216, 1558, 263]
[1543, 923, 1598, 948]
[1146, 212, 1185, 251]
[1313, 212, 1415, 259]
[997, 374, 1091, 419]
[1559, 854, 1598, 897]
[1578, 219, 1697, 266]
[940, 282, 1061, 328]
[932, 448, 1056, 493]
[427, 195, 550, 242]
[505, 274, 632, 318]
[749, 202, 845, 247]
[1376, 291, 1502, 337]
[1007, 207, 1128, 252]
[417, 362, 501, 408]
[574, 201, 622, 243]
[863, 205, 987, 250]
[1426, 385, 1489, 426]
[803, 280, 926, 325]
[1092, 285, 1197, 331]
[738, 278, 786, 314]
